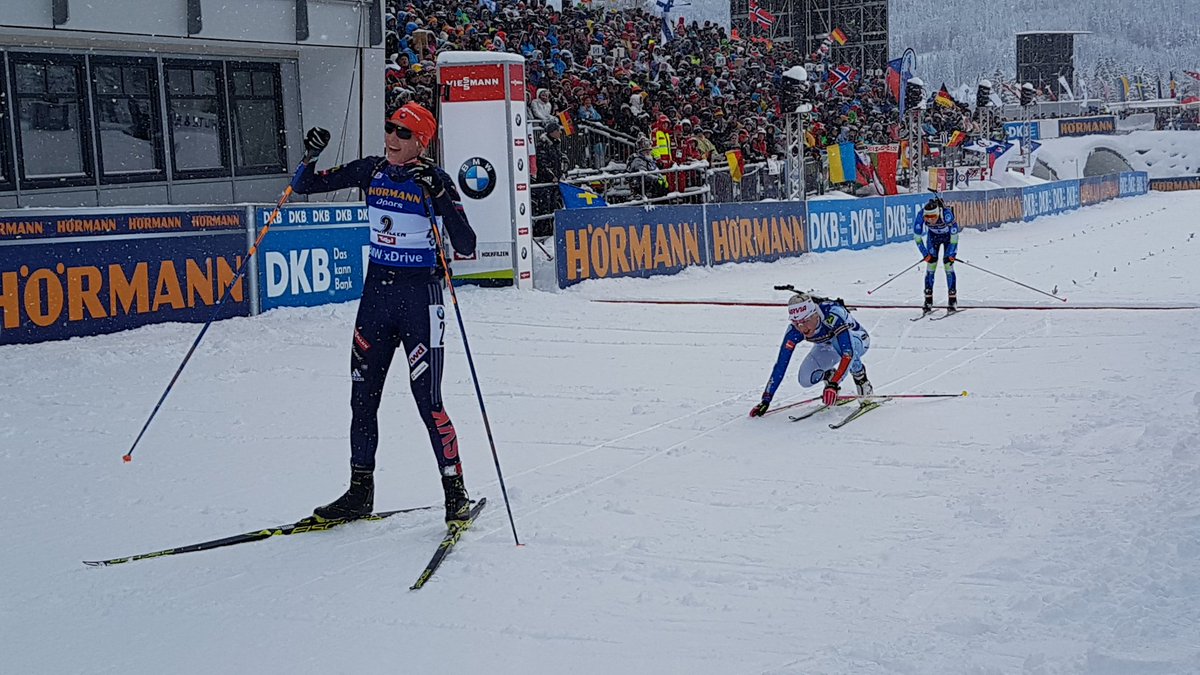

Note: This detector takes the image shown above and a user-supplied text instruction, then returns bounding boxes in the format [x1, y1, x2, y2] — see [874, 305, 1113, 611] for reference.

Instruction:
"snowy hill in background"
[891, 0, 1200, 89]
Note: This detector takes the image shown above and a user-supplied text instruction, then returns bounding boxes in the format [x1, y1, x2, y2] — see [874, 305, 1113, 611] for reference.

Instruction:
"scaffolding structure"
[1015, 31, 1089, 97]
[730, 0, 889, 75]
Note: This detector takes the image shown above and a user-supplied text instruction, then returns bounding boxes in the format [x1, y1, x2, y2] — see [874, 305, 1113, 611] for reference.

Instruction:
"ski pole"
[866, 259, 924, 295]
[762, 394, 823, 416]
[764, 390, 967, 416]
[424, 192, 521, 546]
[123, 153, 314, 463]
[957, 259, 1067, 302]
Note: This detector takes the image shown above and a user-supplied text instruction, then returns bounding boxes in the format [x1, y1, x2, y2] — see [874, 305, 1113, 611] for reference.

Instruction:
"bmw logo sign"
[458, 157, 496, 200]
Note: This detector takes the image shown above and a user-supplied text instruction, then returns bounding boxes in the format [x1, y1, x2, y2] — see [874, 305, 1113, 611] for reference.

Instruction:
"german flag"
[830, 27, 848, 45]
[557, 111, 576, 136]
[726, 149, 744, 182]
[947, 130, 968, 148]
[933, 85, 955, 109]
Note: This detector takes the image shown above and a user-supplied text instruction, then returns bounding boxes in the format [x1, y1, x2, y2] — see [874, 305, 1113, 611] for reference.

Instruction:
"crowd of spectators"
[383, 0, 999, 195]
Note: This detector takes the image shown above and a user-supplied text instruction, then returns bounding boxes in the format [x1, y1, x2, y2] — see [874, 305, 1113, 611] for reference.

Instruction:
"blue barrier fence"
[553, 172, 1150, 288]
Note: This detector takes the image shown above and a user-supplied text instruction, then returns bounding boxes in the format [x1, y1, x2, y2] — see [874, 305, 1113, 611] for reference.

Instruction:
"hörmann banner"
[1057, 115, 1117, 137]
[1079, 175, 1121, 205]
[0, 208, 247, 344]
[254, 205, 370, 311]
[1149, 176, 1200, 192]
[705, 201, 807, 265]
[555, 205, 706, 286]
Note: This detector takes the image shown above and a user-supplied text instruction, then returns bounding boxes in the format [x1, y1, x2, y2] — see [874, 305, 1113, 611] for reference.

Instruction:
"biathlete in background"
[914, 197, 959, 312]
[749, 292, 874, 417]
[292, 102, 478, 529]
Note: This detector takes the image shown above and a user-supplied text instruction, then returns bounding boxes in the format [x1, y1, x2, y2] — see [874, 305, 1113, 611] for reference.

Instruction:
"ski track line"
[902, 325, 1037, 394]
[887, 315, 916, 370]
[475, 414, 744, 542]
[879, 318, 1005, 391]
[489, 391, 747, 485]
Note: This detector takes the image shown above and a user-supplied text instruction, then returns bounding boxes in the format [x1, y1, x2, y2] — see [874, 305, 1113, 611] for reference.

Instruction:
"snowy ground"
[3, 191, 1199, 674]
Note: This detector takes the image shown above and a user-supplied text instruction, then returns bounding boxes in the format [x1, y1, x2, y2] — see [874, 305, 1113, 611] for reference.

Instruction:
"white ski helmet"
[787, 292, 820, 324]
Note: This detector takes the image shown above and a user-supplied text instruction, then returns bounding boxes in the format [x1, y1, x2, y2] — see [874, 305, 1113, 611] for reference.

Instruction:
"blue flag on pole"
[559, 182, 608, 209]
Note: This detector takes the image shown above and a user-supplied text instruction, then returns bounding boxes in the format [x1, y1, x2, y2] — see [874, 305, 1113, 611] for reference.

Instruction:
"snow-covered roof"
[436, 51, 525, 66]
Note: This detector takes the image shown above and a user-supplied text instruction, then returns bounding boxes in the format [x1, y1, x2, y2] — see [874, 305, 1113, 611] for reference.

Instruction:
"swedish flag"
[559, 182, 607, 209]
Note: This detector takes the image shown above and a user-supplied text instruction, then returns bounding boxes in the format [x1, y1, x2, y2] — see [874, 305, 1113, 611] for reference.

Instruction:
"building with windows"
[0, 0, 386, 208]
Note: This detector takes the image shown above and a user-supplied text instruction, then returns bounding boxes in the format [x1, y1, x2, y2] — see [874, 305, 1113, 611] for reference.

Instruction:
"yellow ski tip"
[961, 390, 969, 397]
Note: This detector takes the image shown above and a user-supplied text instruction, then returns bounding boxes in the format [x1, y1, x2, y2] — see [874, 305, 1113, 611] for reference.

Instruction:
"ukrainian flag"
[826, 142, 857, 184]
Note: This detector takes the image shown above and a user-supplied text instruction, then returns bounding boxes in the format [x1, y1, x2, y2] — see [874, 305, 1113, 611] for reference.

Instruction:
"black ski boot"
[313, 467, 374, 521]
[923, 289, 934, 313]
[442, 474, 472, 529]
[948, 291, 958, 311]
[853, 369, 874, 405]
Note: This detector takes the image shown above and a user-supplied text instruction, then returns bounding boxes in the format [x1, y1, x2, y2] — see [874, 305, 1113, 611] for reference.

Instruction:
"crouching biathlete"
[293, 102, 478, 528]
[749, 292, 874, 417]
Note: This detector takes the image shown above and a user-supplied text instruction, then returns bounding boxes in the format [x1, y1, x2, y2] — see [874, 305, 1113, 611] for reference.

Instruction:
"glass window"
[227, 63, 285, 174]
[91, 57, 164, 182]
[0, 53, 12, 190]
[9, 54, 93, 186]
[164, 61, 229, 178]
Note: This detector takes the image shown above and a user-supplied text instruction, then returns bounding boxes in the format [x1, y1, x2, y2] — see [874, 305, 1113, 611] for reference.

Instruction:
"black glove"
[410, 157, 450, 199]
[924, 254, 937, 264]
[303, 127, 331, 159]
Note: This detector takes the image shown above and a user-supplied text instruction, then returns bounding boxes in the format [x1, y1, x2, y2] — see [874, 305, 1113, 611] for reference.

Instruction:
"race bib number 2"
[430, 304, 446, 347]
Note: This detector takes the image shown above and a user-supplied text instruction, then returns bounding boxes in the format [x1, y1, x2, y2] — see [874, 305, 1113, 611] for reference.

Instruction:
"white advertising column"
[436, 51, 533, 288]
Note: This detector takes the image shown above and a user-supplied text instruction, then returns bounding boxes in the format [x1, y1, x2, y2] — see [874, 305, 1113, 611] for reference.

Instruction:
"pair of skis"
[911, 307, 967, 322]
[776, 390, 969, 428]
[788, 397, 887, 428]
[84, 498, 488, 591]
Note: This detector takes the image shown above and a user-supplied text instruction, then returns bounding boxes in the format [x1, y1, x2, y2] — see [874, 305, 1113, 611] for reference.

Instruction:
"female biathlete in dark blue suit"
[294, 102, 477, 528]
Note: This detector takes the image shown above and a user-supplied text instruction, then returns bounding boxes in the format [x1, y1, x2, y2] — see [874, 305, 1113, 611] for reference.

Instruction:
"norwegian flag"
[827, 64, 858, 95]
[748, 0, 776, 31]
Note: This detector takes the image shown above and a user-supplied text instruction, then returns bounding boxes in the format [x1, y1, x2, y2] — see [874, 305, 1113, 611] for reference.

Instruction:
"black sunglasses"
[384, 122, 414, 139]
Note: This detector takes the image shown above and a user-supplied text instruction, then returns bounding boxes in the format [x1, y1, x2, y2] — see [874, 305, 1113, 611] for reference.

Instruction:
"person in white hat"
[749, 292, 873, 416]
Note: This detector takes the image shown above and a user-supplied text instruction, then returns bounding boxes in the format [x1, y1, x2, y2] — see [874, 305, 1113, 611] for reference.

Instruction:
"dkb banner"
[254, 205, 370, 311]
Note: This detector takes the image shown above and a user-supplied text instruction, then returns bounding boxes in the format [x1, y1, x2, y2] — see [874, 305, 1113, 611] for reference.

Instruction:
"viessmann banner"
[0, 209, 248, 344]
